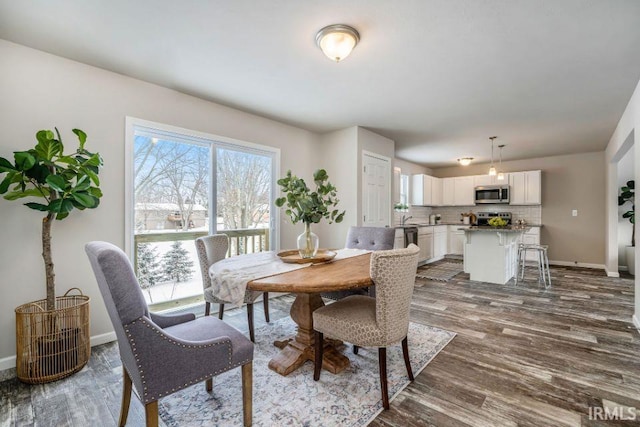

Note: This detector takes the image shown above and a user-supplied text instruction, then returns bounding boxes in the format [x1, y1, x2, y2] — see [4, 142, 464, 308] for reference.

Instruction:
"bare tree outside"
[217, 148, 271, 230]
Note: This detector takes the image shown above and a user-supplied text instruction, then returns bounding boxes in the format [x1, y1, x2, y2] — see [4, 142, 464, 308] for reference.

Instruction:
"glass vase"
[297, 223, 319, 258]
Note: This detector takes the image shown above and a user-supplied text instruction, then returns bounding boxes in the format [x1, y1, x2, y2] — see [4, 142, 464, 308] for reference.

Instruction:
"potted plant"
[275, 169, 345, 258]
[0, 128, 103, 383]
[618, 180, 635, 275]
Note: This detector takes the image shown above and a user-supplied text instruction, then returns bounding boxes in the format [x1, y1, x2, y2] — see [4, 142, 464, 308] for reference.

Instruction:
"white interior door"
[362, 152, 390, 227]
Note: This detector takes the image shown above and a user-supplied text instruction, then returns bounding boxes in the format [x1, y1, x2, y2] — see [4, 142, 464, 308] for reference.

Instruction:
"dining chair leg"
[144, 401, 159, 427]
[353, 345, 359, 355]
[118, 368, 132, 427]
[205, 301, 211, 316]
[401, 337, 414, 381]
[314, 331, 323, 381]
[218, 303, 225, 320]
[247, 303, 255, 343]
[242, 362, 253, 427]
[206, 378, 213, 392]
[378, 347, 390, 410]
[545, 250, 552, 287]
[263, 292, 270, 323]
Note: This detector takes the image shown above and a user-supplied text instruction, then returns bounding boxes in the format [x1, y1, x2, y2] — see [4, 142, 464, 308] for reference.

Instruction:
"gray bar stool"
[515, 243, 551, 288]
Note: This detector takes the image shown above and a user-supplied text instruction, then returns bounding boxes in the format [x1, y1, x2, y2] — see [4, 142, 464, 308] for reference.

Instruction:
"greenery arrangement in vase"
[488, 217, 508, 228]
[275, 169, 345, 258]
[0, 128, 104, 310]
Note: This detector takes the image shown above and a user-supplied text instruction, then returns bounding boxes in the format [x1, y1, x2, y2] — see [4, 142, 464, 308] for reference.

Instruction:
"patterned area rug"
[158, 317, 455, 426]
[416, 262, 465, 282]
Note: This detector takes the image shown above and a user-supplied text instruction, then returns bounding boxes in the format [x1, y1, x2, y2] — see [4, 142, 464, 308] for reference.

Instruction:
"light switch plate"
[572, 209, 578, 217]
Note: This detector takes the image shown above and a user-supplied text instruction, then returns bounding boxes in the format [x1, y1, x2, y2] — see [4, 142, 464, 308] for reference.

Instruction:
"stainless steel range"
[476, 212, 512, 226]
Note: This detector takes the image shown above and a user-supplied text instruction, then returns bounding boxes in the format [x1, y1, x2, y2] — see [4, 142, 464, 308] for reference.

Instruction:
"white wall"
[604, 75, 640, 329]
[0, 40, 319, 365]
[314, 127, 359, 249]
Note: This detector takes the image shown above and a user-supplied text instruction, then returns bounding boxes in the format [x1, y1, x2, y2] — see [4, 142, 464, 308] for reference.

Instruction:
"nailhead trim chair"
[321, 226, 396, 300]
[196, 234, 270, 342]
[313, 244, 420, 410]
[85, 241, 254, 427]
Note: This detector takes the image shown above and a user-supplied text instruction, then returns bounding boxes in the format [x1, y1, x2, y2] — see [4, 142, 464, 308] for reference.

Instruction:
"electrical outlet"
[572, 209, 578, 217]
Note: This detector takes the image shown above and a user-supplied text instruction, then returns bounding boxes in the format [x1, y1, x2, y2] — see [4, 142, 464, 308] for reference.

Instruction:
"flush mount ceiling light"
[457, 157, 474, 166]
[497, 144, 505, 180]
[316, 24, 360, 62]
[488, 136, 497, 176]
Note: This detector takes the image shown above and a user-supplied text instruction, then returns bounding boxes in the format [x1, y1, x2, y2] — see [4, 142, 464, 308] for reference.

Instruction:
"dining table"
[213, 251, 373, 376]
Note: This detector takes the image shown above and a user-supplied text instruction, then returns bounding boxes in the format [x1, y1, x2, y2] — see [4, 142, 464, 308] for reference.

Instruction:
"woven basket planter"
[15, 288, 90, 384]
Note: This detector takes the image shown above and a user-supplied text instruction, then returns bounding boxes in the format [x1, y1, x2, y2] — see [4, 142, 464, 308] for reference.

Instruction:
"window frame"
[124, 116, 281, 260]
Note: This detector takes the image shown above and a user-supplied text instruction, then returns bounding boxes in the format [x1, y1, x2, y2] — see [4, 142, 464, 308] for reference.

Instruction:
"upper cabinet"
[509, 170, 541, 205]
[411, 170, 541, 207]
[412, 174, 439, 206]
[473, 173, 510, 187]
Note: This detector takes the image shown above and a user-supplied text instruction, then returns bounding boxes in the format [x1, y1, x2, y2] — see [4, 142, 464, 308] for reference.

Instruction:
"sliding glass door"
[129, 120, 277, 307]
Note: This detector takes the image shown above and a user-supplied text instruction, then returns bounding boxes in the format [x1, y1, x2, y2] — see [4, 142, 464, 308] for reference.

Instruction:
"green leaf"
[71, 192, 96, 208]
[4, 188, 48, 200]
[0, 174, 13, 194]
[84, 153, 102, 167]
[24, 202, 49, 211]
[0, 157, 15, 173]
[45, 174, 67, 192]
[36, 130, 55, 144]
[56, 211, 70, 220]
[627, 180, 635, 190]
[14, 152, 36, 171]
[74, 175, 90, 191]
[83, 167, 100, 186]
[35, 138, 63, 161]
[72, 129, 87, 149]
[57, 155, 78, 165]
[87, 187, 103, 198]
[24, 164, 50, 184]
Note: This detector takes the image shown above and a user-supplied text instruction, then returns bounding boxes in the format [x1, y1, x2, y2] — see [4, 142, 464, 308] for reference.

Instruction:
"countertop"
[394, 223, 542, 229]
[464, 226, 533, 233]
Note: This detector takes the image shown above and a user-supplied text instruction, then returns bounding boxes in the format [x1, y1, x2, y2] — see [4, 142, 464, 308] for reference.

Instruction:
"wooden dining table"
[248, 252, 372, 376]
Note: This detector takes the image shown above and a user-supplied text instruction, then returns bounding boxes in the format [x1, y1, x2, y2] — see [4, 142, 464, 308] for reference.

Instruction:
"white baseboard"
[618, 266, 629, 272]
[606, 267, 621, 278]
[0, 331, 117, 374]
[633, 315, 640, 333]
[549, 260, 606, 270]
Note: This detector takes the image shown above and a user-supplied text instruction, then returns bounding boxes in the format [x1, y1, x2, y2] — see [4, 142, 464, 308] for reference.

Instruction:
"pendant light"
[488, 136, 497, 176]
[497, 144, 505, 180]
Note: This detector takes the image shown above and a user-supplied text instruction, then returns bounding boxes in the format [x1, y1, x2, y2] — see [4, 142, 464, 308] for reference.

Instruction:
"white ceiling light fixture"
[457, 157, 474, 166]
[497, 144, 505, 180]
[488, 136, 497, 176]
[316, 24, 360, 62]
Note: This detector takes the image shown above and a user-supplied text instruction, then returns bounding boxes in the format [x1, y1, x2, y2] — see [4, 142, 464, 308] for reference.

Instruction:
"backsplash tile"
[395, 205, 542, 225]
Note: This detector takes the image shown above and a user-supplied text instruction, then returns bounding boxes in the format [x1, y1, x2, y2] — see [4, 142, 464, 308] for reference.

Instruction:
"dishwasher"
[404, 227, 418, 247]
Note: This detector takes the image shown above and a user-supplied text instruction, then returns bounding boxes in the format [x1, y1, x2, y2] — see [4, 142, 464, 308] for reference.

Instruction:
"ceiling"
[1, 0, 639, 168]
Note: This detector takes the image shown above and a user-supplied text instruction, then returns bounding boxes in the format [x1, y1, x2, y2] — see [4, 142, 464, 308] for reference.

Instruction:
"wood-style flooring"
[1, 262, 639, 426]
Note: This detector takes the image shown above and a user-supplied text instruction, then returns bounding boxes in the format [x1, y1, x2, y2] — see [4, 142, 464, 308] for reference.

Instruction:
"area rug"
[158, 317, 455, 426]
[416, 262, 464, 282]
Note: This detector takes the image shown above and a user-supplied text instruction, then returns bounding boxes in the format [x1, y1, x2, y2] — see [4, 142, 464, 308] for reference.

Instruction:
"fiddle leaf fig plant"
[618, 179, 635, 247]
[0, 128, 103, 311]
[275, 169, 345, 225]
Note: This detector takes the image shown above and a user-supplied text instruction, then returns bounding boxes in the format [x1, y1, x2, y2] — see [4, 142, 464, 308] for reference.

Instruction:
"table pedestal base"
[267, 293, 350, 376]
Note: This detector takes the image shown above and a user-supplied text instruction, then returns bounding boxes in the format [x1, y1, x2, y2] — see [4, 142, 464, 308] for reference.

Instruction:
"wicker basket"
[15, 288, 90, 384]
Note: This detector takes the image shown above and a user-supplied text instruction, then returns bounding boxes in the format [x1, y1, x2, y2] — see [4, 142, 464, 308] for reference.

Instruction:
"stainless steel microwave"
[474, 185, 510, 204]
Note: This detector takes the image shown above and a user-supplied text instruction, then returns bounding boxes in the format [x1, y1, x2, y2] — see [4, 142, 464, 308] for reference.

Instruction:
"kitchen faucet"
[400, 215, 413, 226]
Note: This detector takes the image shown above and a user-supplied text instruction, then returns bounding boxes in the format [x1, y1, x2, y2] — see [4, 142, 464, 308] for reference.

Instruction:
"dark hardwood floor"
[1, 263, 639, 426]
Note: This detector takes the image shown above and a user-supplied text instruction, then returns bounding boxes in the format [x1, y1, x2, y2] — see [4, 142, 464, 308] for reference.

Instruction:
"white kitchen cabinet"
[394, 228, 405, 249]
[432, 177, 442, 206]
[433, 226, 447, 258]
[454, 176, 475, 206]
[393, 167, 401, 204]
[509, 170, 541, 205]
[474, 173, 510, 187]
[448, 225, 470, 255]
[417, 227, 434, 261]
[412, 174, 443, 206]
[442, 178, 455, 205]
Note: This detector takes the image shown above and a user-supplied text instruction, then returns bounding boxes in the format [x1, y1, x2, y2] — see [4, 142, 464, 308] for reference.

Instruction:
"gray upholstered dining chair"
[196, 234, 269, 342]
[85, 241, 254, 427]
[313, 244, 420, 410]
[321, 226, 396, 300]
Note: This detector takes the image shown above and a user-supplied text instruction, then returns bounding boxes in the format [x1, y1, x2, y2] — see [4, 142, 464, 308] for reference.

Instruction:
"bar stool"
[515, 243, 551, 288]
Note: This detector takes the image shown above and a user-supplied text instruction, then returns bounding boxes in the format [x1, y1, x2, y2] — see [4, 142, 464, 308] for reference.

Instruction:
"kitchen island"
[463, 226, 529, 284]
